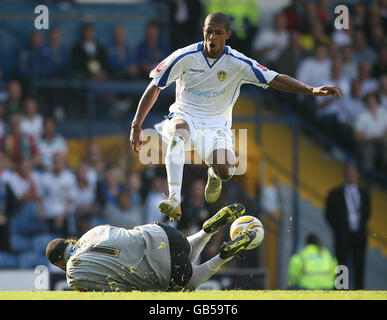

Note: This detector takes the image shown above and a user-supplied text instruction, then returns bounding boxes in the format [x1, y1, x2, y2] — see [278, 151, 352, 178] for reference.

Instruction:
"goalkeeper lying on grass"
[46, 203, 255, 292]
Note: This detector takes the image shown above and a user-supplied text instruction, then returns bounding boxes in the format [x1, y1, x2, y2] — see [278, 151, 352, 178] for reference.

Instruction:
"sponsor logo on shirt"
[255, 63, 268, 71]
[184, 87, 226, 97]
[189, 68, 205, 73]
[217, 70, 227, 81]
[156, 60, 167, 72]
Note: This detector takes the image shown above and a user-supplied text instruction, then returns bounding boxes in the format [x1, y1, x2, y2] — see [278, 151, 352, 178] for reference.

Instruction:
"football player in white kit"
[130, 12, 341, 221]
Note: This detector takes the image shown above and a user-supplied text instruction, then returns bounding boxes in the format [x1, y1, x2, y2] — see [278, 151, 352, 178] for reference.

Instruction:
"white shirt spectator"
[360, 78, 379, 98]
[38, 134, 68, 171]
[338, 96, 365, 126]
[2, 169, 40, 200]
[104, 203, 143, 229]
[38, 169, 77, 219]
[296, 57, 331, 88]
[355, 106, 387, 139]
[252, 28, 289, 65]
[344, 183, 361, 232]
[316, 77, 350, 118]
[381, 93, 387, 111]
[331, 30, 352, 47]
[21, 114, 43, 140]
[342, 60, 358, 81]
[74, 182, 96, 208]
[0, 120, 5, 138]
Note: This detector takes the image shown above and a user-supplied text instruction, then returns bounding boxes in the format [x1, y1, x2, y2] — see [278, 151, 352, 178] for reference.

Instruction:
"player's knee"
[168, 120, 190, 142]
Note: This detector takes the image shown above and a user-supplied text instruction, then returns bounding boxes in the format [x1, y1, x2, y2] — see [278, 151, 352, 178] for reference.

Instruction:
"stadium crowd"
[0, 0, 386, 271]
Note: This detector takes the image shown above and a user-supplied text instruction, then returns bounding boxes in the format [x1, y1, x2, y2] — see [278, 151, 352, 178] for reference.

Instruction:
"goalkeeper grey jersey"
[65, 224, 171, 291]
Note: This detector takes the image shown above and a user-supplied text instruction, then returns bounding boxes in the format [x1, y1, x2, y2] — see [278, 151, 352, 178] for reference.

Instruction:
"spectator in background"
[358, 61, 379, 98]
[288, 234, 337, 290]
[104, 190, 142, 229]
[0, 113, 40, 169]
[381, 0, 387, 28]
[275, 30, 306, 78]
[4, 79, 23, 120]
[71, 23, 108, 80]
[296, 43, 331, 89]
[355, 93, 387, 171]
[107, 26, 138, 79]
[17, 30, 50, 79]
[127, 171, 143, 207]
[316, 0, 331, 27]
[4, 158, 48, 269]
[143, 174, 176, 228]
[39, 152, 76, 236]
[205, 0, 259, 53]
[0, 103, 5, 137]
[0, 154, 14, 267]
[341, 45, 358, 81]
[298, 0, 320, 34]
[166, 0, 203, 50]
[179, 177, 211, 237]
[136, 21, 169, 78]
[325, 164, 370, 290]
[85, 141, 105, 187]
[315, 58, 350, 141]
[331, 17, 353, 48]
[380, 75, 387, 111]
[71, 162, 100, 236]
[46, 28, 68, 78]
[353, 2, 367, 31]
[337, 80, 365, 152]
[299, 21, 330, 53]
[20, 97, 43, 140]
[5, 158, 44, 247]
[100, 167, 126, 208]
[38, 116, 67, 171]
[372, 44, 387, 79]
[369, 24, 385, 52]
[353, 30, 377, 66]
[283, 0, 303, 30]
[251, 12, 289, 67]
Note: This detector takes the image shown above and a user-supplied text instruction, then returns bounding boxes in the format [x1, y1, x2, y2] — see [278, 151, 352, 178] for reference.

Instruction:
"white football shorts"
[154, 112, 236, 165]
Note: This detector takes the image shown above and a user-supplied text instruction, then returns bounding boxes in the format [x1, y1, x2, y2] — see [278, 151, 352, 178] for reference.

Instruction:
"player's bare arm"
[269, 73, 341, 97]
[130, 81, 160, 152]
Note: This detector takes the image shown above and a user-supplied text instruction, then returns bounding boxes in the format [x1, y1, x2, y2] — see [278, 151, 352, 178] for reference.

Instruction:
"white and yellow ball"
[229, 215, 264, 250]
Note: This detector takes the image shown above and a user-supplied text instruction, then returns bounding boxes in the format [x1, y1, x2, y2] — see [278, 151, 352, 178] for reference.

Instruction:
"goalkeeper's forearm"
[269, 74, 314, 95]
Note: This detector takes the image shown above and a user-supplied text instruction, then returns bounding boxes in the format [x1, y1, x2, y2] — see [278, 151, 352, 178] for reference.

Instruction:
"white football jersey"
[150, 42, 278, 126]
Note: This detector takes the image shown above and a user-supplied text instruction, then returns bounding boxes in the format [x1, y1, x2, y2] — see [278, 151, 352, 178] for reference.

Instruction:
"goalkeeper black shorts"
[156, 223, 193, 291]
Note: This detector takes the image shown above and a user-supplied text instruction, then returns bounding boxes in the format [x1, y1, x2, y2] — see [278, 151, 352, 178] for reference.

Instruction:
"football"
[229, 216, 264, 250]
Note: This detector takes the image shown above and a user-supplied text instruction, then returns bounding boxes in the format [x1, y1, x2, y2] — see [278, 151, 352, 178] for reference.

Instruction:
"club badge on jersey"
[217, 70, 227, 81]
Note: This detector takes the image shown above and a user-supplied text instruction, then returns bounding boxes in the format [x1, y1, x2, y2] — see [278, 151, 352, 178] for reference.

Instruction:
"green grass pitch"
[0, 290, 386, 300]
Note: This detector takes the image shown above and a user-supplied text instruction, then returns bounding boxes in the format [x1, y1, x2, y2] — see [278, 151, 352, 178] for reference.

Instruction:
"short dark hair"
[306, 233, 320, 246]
[46, 238, 68, 265]
[204, 12, 231, 31]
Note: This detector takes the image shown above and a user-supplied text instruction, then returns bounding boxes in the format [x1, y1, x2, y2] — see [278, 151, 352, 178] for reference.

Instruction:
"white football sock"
[187, 230, 212, 263]
[186, 254, 233, 290]
[165, 133, 185, 203]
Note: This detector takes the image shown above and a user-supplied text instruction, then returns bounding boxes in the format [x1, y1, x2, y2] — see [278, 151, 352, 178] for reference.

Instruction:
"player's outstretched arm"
[130, 81, 160, 153]
[269, 74, 341, 97]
